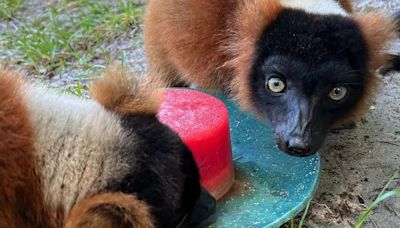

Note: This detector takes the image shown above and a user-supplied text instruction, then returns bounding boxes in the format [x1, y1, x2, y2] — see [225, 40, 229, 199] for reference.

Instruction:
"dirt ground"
[0, 0, 399, 227]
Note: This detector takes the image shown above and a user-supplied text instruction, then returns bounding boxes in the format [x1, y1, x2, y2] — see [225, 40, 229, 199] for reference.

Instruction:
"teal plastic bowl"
[210, 95, 320, 228]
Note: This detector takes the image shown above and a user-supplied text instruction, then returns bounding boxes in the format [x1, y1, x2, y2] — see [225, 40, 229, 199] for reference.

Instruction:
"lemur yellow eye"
[267, 77, 285, 93]
[329, 86, 347, 101]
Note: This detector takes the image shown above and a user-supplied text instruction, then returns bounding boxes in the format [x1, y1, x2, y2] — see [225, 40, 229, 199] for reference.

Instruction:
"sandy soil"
[0, 0, 399, 227]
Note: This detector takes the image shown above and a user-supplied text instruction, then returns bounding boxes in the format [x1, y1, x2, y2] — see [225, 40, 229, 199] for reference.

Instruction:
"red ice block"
[158, 89, 234, 199]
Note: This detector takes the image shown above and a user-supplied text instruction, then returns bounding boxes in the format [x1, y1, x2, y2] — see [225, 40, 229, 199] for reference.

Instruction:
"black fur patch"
[108, 115, 200, 227]
[248, 9, 369, 155]
[254, 9, 368, 72]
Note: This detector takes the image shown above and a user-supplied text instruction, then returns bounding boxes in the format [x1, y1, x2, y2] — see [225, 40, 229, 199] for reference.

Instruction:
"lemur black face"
[250, 9, 368, 156]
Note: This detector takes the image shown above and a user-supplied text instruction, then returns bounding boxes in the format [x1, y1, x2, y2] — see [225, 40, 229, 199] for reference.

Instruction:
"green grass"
[289, 200, 311, 228]
[355, 188, 400, 227]
[68, 81, 86, 97]
[2, 0, 143, 76]
[0, 0, 24, 19]
[298, 200, 311, 228]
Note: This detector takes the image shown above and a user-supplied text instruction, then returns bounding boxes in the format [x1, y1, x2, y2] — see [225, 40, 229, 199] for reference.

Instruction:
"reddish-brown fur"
[91, 66, 163, 115]
[338, 0, 353, 12]
[343, 13, 396, 122]
[65, 193, 154, 228]
[225, 0, 283, 113]
[0, 70, 55, 227]
[144, 0, 240, 90]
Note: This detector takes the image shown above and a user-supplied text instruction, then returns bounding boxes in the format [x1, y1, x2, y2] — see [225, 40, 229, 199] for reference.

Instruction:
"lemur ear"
[352, 13, 396, 70]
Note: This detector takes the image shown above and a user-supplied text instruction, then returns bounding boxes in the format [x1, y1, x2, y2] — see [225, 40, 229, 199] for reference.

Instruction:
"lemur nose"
[287, 137, 310, 157]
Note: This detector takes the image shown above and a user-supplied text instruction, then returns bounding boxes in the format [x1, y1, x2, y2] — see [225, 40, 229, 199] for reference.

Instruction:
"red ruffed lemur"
[144, 0, 397, 156]
[0, 67, 215, 228]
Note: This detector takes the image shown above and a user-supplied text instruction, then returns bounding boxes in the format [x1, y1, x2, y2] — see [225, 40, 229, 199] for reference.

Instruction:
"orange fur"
[342, 13, 397, 122]
[353, 13, 396, 71]
[337, 0, 353, 12]
[0, 70, 55, 227]
[144, 0, 239, 90]
[65, 193, 154, 228]
[91, 66, 163, 115]
[226, 0, 283, 113]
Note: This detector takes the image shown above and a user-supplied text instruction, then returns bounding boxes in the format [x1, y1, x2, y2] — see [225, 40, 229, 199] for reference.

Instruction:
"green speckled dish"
[210, 95, 320, 228]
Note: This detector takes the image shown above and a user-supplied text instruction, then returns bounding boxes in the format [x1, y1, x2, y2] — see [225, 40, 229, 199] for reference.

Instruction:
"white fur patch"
[280, 0, 348, 16]
[22, 85, 136, 212]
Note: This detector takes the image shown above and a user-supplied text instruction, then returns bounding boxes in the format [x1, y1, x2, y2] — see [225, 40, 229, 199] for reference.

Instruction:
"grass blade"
[376, 170, 399, 200]
[298, 200, 311, 228]
[355, 169, 400, 228]
[355, 188, 400, 228]
[290, 210, 295, 228]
